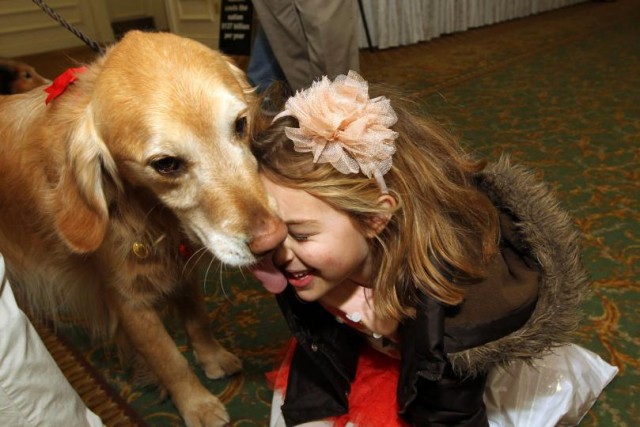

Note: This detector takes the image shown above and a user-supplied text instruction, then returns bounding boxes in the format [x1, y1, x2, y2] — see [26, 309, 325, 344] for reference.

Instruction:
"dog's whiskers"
[143, 202, 164, 221]
[181, 246, 208, 277]
[218, 263, 233, 304]
[202, 257, 218, 296]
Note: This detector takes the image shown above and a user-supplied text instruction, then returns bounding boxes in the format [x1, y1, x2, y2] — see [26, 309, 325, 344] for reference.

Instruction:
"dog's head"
[50, 31, 285, 265]
[0, 58, 50, 94]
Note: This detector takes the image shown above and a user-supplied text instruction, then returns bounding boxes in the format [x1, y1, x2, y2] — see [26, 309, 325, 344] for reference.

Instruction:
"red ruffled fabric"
[267, 339, 410, 427]
[44, 67, 86, 104]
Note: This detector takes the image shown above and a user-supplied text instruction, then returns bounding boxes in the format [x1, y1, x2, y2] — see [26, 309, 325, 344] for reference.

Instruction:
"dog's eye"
[150, 156, 183, 175]
[235, 116, 247, 138]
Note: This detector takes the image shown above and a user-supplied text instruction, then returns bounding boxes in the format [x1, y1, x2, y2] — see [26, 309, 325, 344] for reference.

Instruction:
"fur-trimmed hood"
[448, 157, 591, 375]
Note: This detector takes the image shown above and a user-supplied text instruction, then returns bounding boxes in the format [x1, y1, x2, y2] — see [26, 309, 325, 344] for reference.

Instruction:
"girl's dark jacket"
[274, 158, 590, 426]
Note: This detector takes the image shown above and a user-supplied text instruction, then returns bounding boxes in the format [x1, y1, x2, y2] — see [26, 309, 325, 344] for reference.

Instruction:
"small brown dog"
[0, 31, 286, 426]
[0, 57, 50, 94]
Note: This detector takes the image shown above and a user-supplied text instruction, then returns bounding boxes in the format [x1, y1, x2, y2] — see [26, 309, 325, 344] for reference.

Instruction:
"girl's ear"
[365, 194, 397, 238]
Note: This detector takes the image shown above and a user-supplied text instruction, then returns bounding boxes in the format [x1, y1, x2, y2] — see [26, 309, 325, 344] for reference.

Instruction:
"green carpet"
[48, 1, 639, 426]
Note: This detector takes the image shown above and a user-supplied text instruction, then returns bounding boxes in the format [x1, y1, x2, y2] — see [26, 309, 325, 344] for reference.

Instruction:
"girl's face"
[260, 175, 375, 302]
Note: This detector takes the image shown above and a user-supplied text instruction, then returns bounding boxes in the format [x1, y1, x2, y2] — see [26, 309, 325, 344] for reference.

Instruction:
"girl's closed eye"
[287, 221, 319, 242]
[290, 232, 311, 242]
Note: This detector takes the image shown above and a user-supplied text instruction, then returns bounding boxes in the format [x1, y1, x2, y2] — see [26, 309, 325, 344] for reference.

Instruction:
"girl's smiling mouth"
[285, 269, 314, 288]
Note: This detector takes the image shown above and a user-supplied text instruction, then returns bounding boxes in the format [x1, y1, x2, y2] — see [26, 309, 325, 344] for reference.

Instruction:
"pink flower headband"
[274, 71, 398, 193]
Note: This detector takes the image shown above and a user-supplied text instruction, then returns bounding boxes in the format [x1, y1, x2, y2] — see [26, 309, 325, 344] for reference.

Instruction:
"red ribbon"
[44, 66, 87, 104]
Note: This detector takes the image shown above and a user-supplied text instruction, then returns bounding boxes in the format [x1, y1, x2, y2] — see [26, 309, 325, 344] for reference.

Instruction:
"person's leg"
[247, 25, 287, 93]
[251, 0, 313, 91]
[294, 0, 360, 80]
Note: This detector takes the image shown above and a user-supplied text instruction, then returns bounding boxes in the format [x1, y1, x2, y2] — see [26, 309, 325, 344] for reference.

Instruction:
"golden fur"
[0, 31, 285, 427]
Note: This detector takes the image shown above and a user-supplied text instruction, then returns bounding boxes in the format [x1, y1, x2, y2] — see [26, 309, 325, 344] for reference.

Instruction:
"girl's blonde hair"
[251, 85, 499, 320]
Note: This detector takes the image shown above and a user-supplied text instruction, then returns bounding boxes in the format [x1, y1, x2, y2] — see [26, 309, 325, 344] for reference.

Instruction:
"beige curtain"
[358, 0, 586, 49]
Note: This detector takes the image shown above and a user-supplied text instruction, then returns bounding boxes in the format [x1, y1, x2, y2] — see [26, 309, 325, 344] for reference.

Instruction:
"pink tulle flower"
[274, 71, 398, 193]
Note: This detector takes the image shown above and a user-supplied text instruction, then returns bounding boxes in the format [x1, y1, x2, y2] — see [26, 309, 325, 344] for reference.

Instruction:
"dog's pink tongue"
[249, 256, 287, 294]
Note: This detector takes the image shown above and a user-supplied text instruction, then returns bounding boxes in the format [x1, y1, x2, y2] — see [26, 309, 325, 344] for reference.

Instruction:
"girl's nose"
[273, 236, 295, 267]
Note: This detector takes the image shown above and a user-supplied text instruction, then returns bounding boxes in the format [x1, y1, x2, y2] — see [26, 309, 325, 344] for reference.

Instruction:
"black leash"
[31, 0, 105, 55]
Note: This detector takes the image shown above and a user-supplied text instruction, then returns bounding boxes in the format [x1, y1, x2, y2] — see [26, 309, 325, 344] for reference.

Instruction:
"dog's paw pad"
[195, 349, 243, 379]
[182, 396, 229, 427]
[218, 351, 243, 375]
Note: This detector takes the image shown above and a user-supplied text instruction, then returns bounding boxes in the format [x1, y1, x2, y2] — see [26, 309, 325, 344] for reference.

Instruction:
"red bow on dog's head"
[44, 66, 87, 104]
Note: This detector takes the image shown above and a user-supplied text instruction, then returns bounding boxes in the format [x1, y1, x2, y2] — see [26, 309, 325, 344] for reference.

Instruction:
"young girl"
[249, 72, 614, 426]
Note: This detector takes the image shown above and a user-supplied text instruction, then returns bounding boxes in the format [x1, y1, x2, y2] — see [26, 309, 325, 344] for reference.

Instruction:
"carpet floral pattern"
[41, 1, 639, 426]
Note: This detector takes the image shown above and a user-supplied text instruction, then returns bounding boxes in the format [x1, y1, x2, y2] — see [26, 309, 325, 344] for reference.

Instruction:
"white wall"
[0, 0, 174, 57]
[0, 0, 114, 57]
[106, 0, 168, 30]
[164, 0, 221, 49]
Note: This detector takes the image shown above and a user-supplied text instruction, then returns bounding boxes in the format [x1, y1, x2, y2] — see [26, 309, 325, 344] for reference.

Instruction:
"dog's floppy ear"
[224, 58, 255, 95]
[54, 104, 119, 253]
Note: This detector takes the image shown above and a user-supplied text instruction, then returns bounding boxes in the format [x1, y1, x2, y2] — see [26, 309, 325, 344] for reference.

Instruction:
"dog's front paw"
[181, 394, 230, 427]
[194, 348, 243, 379]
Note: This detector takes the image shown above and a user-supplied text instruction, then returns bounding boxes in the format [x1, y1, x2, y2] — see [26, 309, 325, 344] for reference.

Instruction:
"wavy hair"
[251, 84, 499, 319]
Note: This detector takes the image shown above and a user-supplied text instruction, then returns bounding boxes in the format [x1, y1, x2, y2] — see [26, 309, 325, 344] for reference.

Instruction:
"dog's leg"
[115, 298, 230, 427]
[176, 278, 243, 379]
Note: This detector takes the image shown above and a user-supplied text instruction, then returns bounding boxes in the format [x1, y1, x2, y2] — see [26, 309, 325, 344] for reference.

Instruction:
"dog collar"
[44, 66, 86, 104]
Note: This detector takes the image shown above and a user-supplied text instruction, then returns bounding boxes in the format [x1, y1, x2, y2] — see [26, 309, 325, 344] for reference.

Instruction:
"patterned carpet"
[31, 0, 639, 426]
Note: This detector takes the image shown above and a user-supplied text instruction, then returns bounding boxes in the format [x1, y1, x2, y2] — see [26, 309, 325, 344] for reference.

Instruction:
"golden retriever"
[0, 57, 50, 94]
[0, 31, 286, 426]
